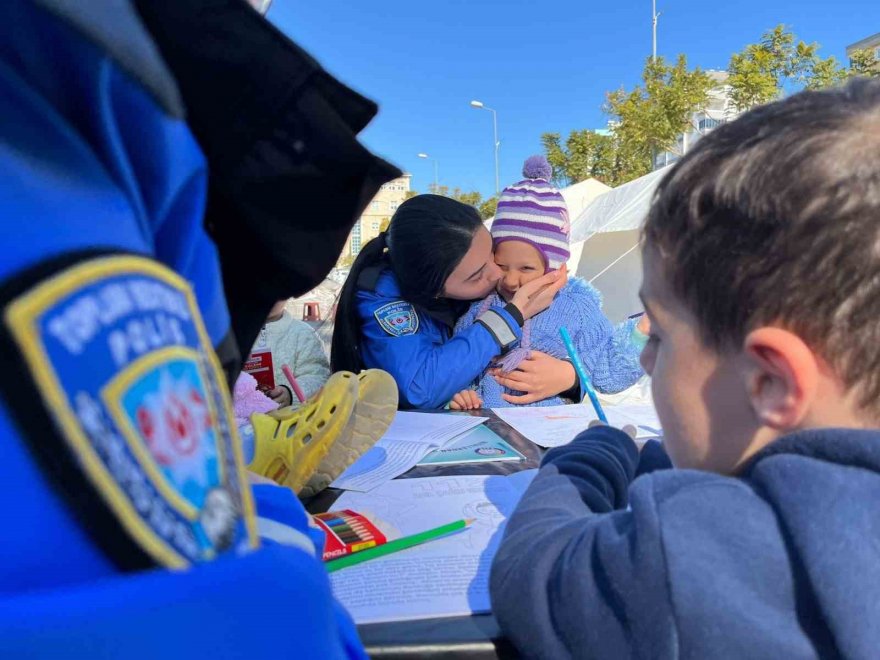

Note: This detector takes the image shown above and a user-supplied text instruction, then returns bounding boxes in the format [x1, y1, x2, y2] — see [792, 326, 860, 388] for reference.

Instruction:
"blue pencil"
[559, 327, 608, 423]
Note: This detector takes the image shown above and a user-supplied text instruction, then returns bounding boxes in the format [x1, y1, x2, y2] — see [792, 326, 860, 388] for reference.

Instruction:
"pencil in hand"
[282, 364, 307, 403]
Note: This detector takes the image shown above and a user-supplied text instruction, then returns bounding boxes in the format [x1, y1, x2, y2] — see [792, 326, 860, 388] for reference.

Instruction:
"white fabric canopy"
[560, 178, 611, 221]
[565, 167, 673, 322]
[573, 229, 642, 323]
[570, 166, 671, 242]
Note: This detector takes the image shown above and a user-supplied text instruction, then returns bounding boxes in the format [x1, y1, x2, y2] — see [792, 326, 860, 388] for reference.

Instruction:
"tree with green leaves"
[540, 25, 875, 194]
[727, 25, 821, 109]
[848, 48, 880, 78]
[427, 184, 495, 219]
[731, 27, 879, 99]
[454, 190, 482, 208]
[541, 129, 616, 187]
[478, 195, 499, 221]
[806, 54, 847, 90]
[427, 184, 480, 207]
[606, 54, 713, 179]
[543, 55, 712, 188]
[608, 55, 713, 158]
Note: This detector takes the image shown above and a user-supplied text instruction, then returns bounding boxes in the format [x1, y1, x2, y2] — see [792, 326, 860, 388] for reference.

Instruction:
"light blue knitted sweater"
[454, 277, 645, 408]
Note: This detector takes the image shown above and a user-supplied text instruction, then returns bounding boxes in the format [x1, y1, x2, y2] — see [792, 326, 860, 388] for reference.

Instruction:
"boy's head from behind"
[641, 77, 880, 474]
[491, 155, 571, 301]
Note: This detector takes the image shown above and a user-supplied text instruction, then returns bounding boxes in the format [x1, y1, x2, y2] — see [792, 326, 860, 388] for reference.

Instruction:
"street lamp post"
[469, 100, 500, 194]
[417, 153, 438, 191]
[652, 0, 661, 61]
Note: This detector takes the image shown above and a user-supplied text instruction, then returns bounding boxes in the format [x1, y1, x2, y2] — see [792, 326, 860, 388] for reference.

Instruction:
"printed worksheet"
[328, 471, 537, 623]
[331, 412, 487, 491]
[493, 401, 662, 448]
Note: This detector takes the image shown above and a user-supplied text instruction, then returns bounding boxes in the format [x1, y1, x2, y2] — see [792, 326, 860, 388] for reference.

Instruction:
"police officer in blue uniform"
[0, 1, 398, 656]
[331, 195, 574, 410]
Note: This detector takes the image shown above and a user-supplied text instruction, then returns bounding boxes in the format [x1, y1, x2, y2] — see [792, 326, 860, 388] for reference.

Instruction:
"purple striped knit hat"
[491, 155, 570, 272]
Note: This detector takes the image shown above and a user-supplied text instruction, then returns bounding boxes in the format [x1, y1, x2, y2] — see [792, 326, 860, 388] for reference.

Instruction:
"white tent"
[571, 166, 670, 242]
[560, 178, 612, 221]
[568, 167, 671, 323]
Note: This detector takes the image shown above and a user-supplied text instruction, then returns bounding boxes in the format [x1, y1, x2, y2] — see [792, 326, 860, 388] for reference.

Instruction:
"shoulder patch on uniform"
[373, 301, 419, 337]
[0, 254, 258, 569]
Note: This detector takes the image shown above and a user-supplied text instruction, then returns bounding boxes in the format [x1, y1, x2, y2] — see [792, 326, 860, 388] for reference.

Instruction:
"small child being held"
[451, 156, 647, 409]
[490, 78, 880, 658]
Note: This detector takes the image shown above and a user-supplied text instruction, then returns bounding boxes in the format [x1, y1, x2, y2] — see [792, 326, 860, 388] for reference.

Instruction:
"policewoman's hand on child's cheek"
[509, 265, 568, 320]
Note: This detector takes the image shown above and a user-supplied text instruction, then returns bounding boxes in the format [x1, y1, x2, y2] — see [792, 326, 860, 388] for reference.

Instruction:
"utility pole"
[652, 0, 660, 61]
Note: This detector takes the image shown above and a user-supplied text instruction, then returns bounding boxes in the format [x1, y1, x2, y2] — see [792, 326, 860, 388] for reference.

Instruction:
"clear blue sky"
[269, 0, 877, 198]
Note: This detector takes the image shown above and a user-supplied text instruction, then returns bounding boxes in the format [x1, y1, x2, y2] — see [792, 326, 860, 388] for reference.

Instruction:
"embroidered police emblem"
[2, 256, 258, 568]
[374, 301, 419, 337]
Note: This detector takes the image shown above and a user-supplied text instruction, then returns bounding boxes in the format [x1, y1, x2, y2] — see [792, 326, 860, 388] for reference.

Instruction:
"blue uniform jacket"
[357, 269, 522, 409]
[0, 2, 363, 657]
[491, 425, 880, 659]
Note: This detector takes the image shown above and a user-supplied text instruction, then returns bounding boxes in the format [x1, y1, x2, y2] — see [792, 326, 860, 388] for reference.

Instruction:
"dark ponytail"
[331, 195, 483, 373]
[331, 232, 388, 373]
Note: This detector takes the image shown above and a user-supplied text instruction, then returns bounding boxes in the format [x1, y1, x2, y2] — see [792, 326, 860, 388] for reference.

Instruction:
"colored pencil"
[559, 327, 608, 423]
[282, 364, 307, 403]
[325, 518, 474, 573]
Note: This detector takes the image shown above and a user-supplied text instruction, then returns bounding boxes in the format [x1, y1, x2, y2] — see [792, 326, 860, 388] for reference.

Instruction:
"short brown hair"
[644, 77, 880, 411]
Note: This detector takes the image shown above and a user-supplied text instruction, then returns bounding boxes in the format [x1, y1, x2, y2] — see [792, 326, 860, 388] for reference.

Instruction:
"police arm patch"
[0, 253, 258, 570]
[373, 301, 420, 337]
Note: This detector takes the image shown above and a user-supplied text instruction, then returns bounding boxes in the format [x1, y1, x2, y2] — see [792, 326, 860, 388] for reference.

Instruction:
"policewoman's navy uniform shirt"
[356, 268, 523, 409]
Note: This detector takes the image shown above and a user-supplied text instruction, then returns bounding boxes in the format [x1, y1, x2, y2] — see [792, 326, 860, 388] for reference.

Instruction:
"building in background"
[654, 70, 737, 170]
[339, 174, 412, 262]
[846, 32, 880, 64]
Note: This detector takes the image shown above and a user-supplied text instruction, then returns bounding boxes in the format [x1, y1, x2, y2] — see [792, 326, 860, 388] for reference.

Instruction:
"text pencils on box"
[325, 518, 474, 573]
[313, 510, 387, 561]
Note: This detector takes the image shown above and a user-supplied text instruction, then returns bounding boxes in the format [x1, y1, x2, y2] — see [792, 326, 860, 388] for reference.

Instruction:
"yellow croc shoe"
[300, 369, 399, 497]
[248, 370, 358, 493]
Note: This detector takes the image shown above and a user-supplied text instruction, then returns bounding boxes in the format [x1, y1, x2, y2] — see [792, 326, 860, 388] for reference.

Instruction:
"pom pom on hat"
[522, 155, 553, 180]
[491, 156, 570, 272]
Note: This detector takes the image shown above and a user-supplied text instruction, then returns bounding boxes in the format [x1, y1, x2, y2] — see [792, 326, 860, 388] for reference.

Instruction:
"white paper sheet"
[605, 403, 663, 438]
[493, 401, 662, 448]
[330, 412, 488, 491]
[328, 471, 537, 624]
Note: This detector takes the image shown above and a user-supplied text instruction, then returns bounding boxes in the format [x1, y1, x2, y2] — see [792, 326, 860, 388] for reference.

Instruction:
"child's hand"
[509, 264, 568, 320]
[267, 385, 292, 408]
[450, 389, 483, 410]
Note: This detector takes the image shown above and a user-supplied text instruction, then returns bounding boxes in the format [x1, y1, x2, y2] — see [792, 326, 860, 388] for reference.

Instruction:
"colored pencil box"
[314, 509, 387, 561]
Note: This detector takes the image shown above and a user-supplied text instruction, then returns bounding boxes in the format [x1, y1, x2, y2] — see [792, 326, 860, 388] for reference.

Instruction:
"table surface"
[305, 409, 544, 659]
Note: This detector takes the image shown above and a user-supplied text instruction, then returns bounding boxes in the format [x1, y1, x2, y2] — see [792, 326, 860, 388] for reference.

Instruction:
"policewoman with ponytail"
[331, 195, 573, 409]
